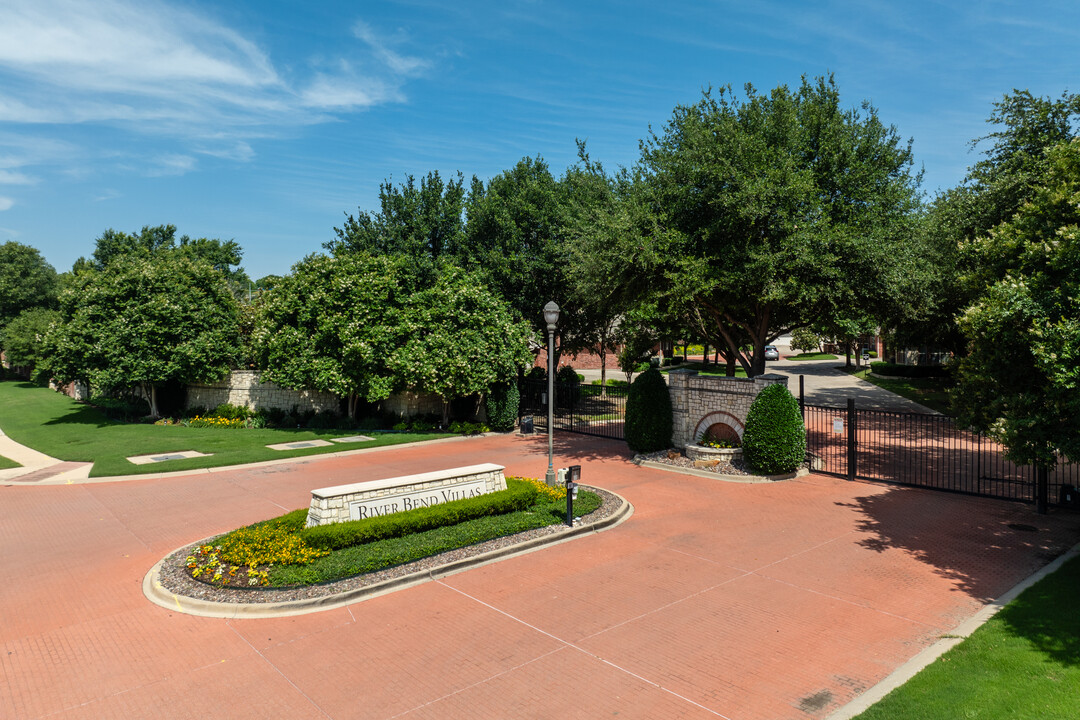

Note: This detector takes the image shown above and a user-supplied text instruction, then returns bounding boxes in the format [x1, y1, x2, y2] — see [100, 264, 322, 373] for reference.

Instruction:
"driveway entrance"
[2, 433, 1077, 719]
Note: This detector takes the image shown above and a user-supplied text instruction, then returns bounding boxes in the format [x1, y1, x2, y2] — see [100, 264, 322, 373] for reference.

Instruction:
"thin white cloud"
[0, 1, 433, 186]
[352, 21, 430, 76]
[0, 169, 33, 184]
[0, 197, 15, 211]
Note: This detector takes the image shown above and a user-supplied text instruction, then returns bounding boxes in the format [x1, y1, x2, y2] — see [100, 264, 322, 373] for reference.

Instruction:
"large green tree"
[45, 254, 240, 417]
[601, 76, 921, 375]
[0, 241, 58, 339]
[952, 138, 1080, 468]
[253, 253, 411, 418]
[906, 90, 1080, 352]
[330, 171, 466, 281]
[389, 266, 533, 423]
[1, 307, 60, 381]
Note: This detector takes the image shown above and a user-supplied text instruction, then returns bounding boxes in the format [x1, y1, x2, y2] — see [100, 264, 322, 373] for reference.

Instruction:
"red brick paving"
[1, 433, 1078, 719]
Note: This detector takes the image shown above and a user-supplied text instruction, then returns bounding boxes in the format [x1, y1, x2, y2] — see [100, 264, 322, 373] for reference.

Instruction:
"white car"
[764, 346, 779, 361]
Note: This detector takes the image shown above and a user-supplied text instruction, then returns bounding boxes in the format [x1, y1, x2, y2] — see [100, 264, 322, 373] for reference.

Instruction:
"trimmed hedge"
[485, 381, 519, 431]
[299, 478, 539, 550]
[742, 383, 806, 474]
[869, 361, 950, 379]
[625, 367, 673, 452]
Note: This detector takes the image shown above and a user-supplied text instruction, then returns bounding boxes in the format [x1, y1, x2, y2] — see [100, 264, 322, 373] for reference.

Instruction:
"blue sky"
[1, 0, 1077, 279]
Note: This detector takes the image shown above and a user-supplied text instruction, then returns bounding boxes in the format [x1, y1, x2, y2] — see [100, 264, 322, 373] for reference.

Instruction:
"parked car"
[764, 345, 779, 361]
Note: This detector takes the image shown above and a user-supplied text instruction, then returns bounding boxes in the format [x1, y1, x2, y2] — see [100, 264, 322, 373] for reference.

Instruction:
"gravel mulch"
[155, 486, 621, 605]
[634, 448, 753, 475]
[634, 448, 811, 476]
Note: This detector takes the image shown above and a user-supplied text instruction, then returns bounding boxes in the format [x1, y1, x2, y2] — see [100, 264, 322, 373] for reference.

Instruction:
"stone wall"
[306, 464, 507, 527]
[186, 370, 340, 413]
[667, 369, 789, 449]
[381, 390, 445, 419]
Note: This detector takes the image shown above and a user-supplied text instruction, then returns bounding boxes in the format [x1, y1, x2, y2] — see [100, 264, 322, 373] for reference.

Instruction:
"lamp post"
[543, 301, 560, 486]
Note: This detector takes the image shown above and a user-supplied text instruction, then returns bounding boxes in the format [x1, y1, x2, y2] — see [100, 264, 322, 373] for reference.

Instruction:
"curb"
[143, 488, 634, 619]
[634, 458, 809, 483]
[28, 432, 509, 486]
[826, 540, 1080, 719]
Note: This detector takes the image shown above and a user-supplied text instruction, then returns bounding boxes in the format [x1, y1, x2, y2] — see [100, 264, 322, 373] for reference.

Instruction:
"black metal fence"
[519, 379, 628, 440]
[803, 400, 1080, 510]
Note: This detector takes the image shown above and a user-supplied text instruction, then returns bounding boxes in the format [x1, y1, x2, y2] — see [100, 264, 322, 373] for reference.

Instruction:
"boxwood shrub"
[742, 383, 806, 474]
[299, 478, 539, 550]
[485, 381, 519, 431]
[625, 367, 673, 452]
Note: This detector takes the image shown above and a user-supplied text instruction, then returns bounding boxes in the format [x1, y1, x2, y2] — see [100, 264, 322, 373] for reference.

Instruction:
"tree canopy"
[0, 241, 58, 338]
[253, 253, 531, 420]
[45, 254, 240, 417]
[952, 138, 1080, 468]
[253, 252, 412, 417]
[577, 76, 922, 375]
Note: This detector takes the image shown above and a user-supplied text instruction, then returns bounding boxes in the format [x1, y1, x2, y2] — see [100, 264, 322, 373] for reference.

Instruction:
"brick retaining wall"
[667, 370, 789, 449]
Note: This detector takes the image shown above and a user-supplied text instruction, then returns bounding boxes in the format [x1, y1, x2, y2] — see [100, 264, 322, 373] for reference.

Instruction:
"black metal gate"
[803, 401, 1078, 509]
[519, 379, 627, 440]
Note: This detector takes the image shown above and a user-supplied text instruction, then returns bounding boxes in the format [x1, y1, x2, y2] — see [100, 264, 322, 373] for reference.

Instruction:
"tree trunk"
[845, 338, 853, 368]
[441, 400, 450, 428]
[702, 341, 709, 367]
[347, 391, 358, 419]
[599, 346, 607, 398]
[144, 382, 160, 419]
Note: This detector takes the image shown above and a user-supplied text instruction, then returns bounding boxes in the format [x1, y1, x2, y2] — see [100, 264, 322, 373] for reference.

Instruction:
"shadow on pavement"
[836, 484, 1080, 602]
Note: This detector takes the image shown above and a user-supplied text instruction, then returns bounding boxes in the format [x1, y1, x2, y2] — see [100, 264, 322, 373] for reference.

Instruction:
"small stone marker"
[127, 450, 211, 465]
[266, 439, 334, 451]
[330, 435, 375, 443]
[306, 463, 507, 527]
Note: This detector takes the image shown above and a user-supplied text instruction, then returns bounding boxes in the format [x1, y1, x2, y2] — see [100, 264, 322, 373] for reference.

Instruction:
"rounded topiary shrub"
[624, 367, 673, 452]
[485, 381, 520, 432]
[741, 383, 806, 474]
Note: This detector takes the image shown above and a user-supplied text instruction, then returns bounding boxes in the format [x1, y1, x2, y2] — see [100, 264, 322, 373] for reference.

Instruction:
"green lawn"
[786, 352, 839, 361]
[0, 381, 454, 477]
[660, 361, 748, 377]
[854, 554, 1080, 719]
[850, 368, 954, 416]
[0, 454, 21, 470]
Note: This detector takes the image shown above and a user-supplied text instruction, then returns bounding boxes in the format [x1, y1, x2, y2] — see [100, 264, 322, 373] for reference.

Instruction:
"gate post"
[847, 398, 857, 481]
[799, 375, 805, 419]
[1036, 465, 1048, 515]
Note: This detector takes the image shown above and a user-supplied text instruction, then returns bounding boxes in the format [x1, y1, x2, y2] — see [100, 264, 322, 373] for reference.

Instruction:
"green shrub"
[556, 365, 581, 406]
[448, 420, 489, 435]
[741, 383, 806, 474]
[624, 367, 673, 452]
[212, 403, 251, 420]
[485, 381, 519, 431]
[300, 478, 540, 550]
[869, 361, 949, 378]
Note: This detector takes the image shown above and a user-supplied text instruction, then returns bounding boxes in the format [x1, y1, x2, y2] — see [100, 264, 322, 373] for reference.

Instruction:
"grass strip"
[269, 493, 602, 586]
[0, 454, 21, 470]
[849, 368, 954, 416]
[854, 554, 1080, 720]
[787, 352, 839, 361]
[0, 380, 454, 477]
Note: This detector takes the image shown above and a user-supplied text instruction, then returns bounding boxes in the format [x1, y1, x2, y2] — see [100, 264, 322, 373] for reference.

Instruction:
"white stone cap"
[311, 463, 506, 499]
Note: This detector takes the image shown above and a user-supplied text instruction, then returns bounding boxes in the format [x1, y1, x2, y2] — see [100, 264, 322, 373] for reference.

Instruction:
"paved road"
[577, 351, 935, 413]
[3, 433, 1077, 719]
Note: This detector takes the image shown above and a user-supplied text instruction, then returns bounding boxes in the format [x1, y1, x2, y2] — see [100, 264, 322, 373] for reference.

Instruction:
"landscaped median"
[0, 381, 467, 477]
[145, 477, 631, 618]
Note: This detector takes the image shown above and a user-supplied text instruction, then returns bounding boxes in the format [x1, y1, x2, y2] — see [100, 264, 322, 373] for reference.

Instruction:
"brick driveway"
[2, 433, 1077, 719]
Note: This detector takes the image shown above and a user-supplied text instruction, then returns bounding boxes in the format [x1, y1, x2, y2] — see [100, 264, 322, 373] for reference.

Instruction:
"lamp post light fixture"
[543, 300, 560, 486]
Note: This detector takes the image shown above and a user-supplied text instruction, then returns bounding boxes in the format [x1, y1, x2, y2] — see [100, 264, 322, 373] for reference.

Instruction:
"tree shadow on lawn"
[996, 554, 1080, 667]
[835, 483, 1080, 603]
[42, 404, 119, 428]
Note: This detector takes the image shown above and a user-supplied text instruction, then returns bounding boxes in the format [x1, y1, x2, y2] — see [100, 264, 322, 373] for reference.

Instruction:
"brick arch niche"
[692, 411, 744, 444]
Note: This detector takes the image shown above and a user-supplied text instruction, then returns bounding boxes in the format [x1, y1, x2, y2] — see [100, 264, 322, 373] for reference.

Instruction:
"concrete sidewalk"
[1, 432, 1077, 719]
[0, 427, 91, 483]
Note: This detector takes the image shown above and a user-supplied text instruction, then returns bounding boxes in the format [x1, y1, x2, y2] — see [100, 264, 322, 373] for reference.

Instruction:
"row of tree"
[1, 77, 1076, 469]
